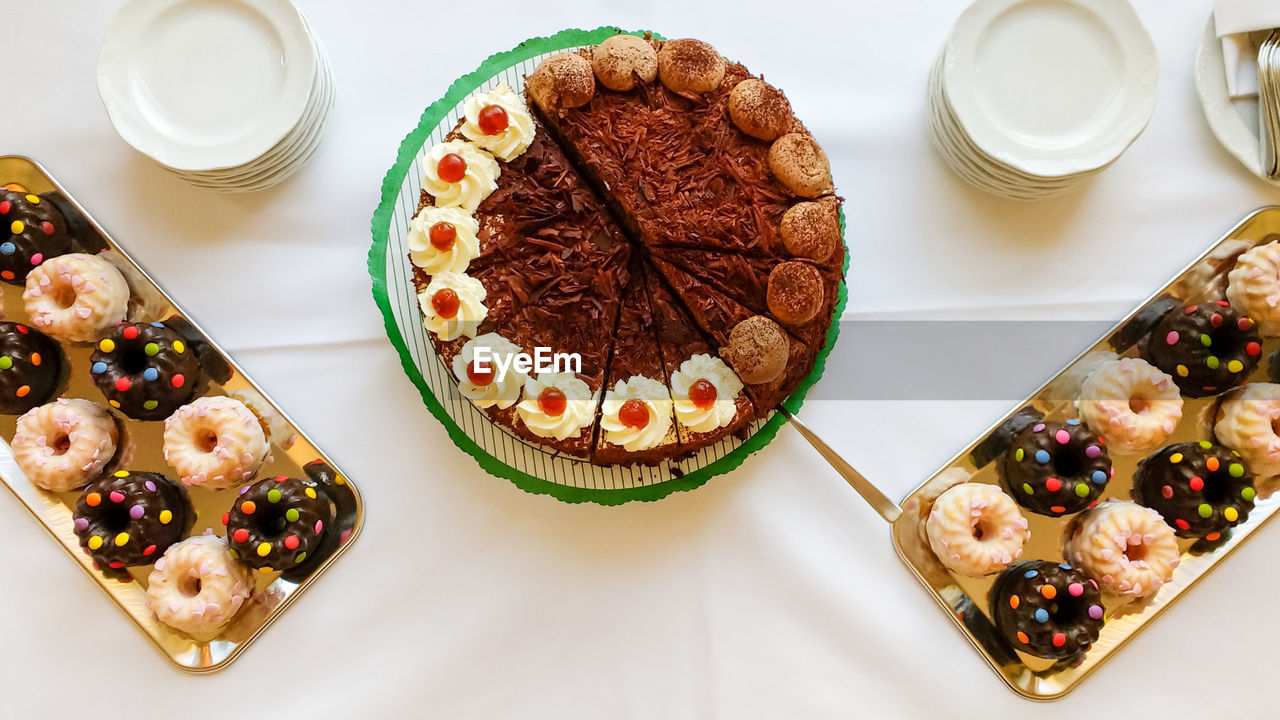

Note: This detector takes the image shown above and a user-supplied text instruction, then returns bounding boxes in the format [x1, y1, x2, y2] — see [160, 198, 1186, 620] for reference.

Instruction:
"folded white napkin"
[1217, 0, 1280, 97]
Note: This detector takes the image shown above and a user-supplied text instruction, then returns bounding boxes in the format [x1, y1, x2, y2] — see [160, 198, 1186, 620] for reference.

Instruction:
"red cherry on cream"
[431, 289, 460, 319]
[618, 399, 650, 429]
[429, 222, 456, 251]
[537, 387, 567, 417]
[436, 153, 467, 183]
[688, 379, 718, 409]
[478, 105, 509, 135]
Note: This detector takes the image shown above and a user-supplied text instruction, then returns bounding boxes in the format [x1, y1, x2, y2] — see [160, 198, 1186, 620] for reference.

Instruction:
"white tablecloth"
[2, 0, 1279, 716]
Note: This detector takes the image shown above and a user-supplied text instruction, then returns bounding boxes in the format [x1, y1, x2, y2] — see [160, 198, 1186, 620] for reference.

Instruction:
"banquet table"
[2, 0, 1279, 717]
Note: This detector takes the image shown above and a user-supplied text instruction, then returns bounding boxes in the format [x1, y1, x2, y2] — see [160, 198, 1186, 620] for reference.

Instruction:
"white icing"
[1215, 382, 1280, 478]
[12, 399, 118, 492]
[1227, 241, 1280, 335]
[451, 333, 526, 410]
[924, 483, 1029, 577]
[599, 375, 674, 452]
[418, 271, 487, 342]
[22, 253, 129, 343]
[163, 396, 269, 491]
[407, 206, 481, 275]
[146, 533, 252, 636]
[669, 354, 744, 433]
[515, 372, 597, 440]
[1064, 500, 1179, 598]
[460, 83, 536, 161]
[421, 140, 499, 212]
[1077, 358, 1183, 454]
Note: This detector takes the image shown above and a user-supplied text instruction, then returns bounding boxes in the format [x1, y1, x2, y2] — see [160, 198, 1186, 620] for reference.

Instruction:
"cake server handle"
[779, 408, 902, 523]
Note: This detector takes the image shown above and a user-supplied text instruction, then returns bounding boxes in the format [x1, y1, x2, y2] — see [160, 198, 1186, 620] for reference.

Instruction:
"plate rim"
[367, 27, 849, 505]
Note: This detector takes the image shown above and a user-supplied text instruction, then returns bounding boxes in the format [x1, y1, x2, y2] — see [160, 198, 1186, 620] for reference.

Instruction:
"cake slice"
[592, 262, 681, 465]
[648, 256, 810, 413]
[644, 264, 756, 452]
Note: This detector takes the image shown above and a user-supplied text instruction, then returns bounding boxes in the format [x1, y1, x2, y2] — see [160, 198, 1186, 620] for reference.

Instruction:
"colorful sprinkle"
[1206, 532, 1222, 541]
[1050, 505, 1067, 514]
[1243, 487, 1257, 502]
[87, 536, 103, 550]
[1009, 595, 1020, 610]
[1207, 457, 1220, 472]
[142, 368, 159, 381]
[1034, 608, 1049, 623]
[285, 508, 300, 522]
[1227, 360, 1244, 373]
[1169, 453, 1183, 464]
[143, 544, 156, 556]
[73, 518, 88, 531]
[109, 400, 120, 409]
[1032, 423, 1046, 433]
[128, 505, 144, 519]
[1017, 631, 1030, 645]
[1211, 313, 1224, 327]
[85, 492, 101, 507]
[114, 470, 129, 478]
[99, 339, 115, 353]
[171, 374, 185, 388]
[294, 552, 306, 564]
[114, 532, 129, 546]
[144, 342, 159, 357]
[1068, 582, 1084, 597]
[24, 195, 38, 204]
[304, 487, 317, 500]
[267, 488, 282, 503]
[159, 509, 172, 524]
[1041, 585, 1057, 600]
[1176, 365, 1189, 377]
[1088, 605, 1104, 620]
[1200, 334, 1212, 347]
[10, 220, 23, 234]
[1052, 633, 1066, 648]
[1055, 430, 1070, 444]
[29, 352, 40, 367]
[1247, 341, 1262, 356]
[1075, 483, 1090, 497]
[228, 548, 238, 560]
[1090, 470, 1107, 484]
[233, 529, 249, 543]
[142, 400, 158, 411]
[109, 491, 124, 504]
[1045, 477, 1062, 493]
[1190, 476, 1204, 492]
[256, 542, 271, 557]
[1229, 463, 1245, 478]
[114, 377, 130, 392]
[314, 520, 324, 533]
[1199, 440, 1213, 450]
[1165, 331, 1179, 345]
[222, 512, 230, 526]
[1023, 569, 1039, 579]
[241, 501, 256, 514]
[1085, 445, 1101, 458]
[0, 358, 10, 371]
[1176, 518, 1191, 531]
[284, 535, 299, 550]
[1035, 450, 1050, 464]
[1014, 448, 1024, 462]
[0, 242, 13, 256]
[173, 341, 185, 354]
[15, 385, 28, 398]
[1225, 507, 1239, 522]
[1022, 483, 1034, 495]
[121, 326, 138, 340]
[144, 480, 156, 492]
[1198, 504, 1213, 518]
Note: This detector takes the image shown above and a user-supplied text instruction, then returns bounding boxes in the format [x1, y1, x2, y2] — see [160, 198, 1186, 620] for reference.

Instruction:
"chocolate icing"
[990, 561, 1104, 659]
[1140, 300, 1261, 397]
[0, 321, 64, 413]
[1133, 441, 1255, 539]
[90, 321, 205, 420]
[997, 420, 1112, 517]
[74, 471, 194, 571]
[225, 476, 332, 572]
[0, 190, 72, 284]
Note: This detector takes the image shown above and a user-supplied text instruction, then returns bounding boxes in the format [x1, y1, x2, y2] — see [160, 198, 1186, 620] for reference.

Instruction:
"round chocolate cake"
[404, 35, 846, 466]
[90, 321, 204, 420]
[0, 189, 72, 284]
[1140, 300, 1260, 397]
[997, 420, 1112, 517]
[223, 476, 332, 572]
[990, 560, 1104, 659]
[73, 470, 194, 571]
[0, 321, 64, 413]
[1132, 441, 1256, 540]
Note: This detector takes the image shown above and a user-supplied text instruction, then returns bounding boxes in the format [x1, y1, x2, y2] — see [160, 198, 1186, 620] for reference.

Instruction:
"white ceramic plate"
[98, 0, 317, 171]
[1195, 14, 1280, 187]
[943, 0, 1158, 178]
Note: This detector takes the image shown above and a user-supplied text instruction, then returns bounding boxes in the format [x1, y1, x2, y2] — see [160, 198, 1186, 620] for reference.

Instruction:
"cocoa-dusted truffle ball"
[729, 78, 793, 141]
[767, 262, 824, 326]
[657, 39, 726, 95]
[720, 316, 789, 385]
[527, 53, 595, 112]
[780, 199, 841, 263]
[769, 133, 833, 198]
[592, 35, 658, 92]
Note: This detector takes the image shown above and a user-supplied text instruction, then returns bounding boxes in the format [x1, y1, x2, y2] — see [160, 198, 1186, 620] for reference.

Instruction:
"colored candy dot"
[142, 400, 158, 410]
[436, 152, 467, 183]
[0, 200, 7, 213]
[1088, 605, 1104, 620]
[128, 505, 144, 519]
[10, 220, 23, 234]
[1198, 504, 1213, 518]
[171, 374, 185, 388]
[1068, 582, 1084, 597]
[228, 548, 239, 559]
[114, 532, 129, 546]
[144, 342, 159, 356]
[1200, 334, 1212, 347]
[1054, 430, 1070, 444]
[314, 520, 324, 534]
[1034, 608, 1049, 623]
[285, 508, 300, 522]
[222, 512, 230, 525]
[91, 361, 106, 374]
[86, 492, 101, 507]
[1225, 507, 1239, 522]
[1050, 505, 1066, 514]
[1034, 450, 1050, 464]
[15, 385, 29, 398]
[1017, 631, 1029, 645]
[0, 243, 13, 256]
[1085, 445, 1101, 458]
[1211, 313, 1224, 327]
[99, 339, 115, 353]
[689, 378, 718, 409]
[256, 542, 271, 557]
[1207, 457, 1220, 472]
[1199, 440, 1213, 450]
[1090, 470, 1107, 484]
[73, 518, 88, 531]
[159, 509, 173, 524]
[1052, 633, 1067, 648]
[1075, 483, 1090, 497]
[1045, 477, 1062, 493]
[1206, 532, 1222, 542]
[142, 368, 159, 381]
[267, 489, 282, 503]
[1229, 463, 1245, 478]
[173, 341, 185, 354]
[24, 195, 38, 204]
[122, 326, 138, 340]
[1176, 518, 1190, 530]
[1041, 585, 1057, 600]
[1228, 360, 1244, 373]
[1190, 476, 1204, 492]
[143, 544, 156, 556]
[87, 536, 103, 550]
[1066, 419, 1079, 426]
[1009, 595, 1020, 609]
[304, 487, 317, 500]
[1165, 331, 1179, 345]
[114, 377, 131, 392]
[241, 501, 256, 514]
[1247, 341, 1262, 356]
[0, 358, 10, 371]
[144, 480, 156, 492]
[294, 552, 307, 564]
[284, 535, 300, 550]
[233, 528, 249, 543]
[1176, 365, 1189, 377]
[1240, 316, 1255, 330]
[1243, 487, 1257, 502]
[114, 470, 128, 477]
[1207, 356, 1220, 370]
[1032, 423, 1045, 433]
[29, 352, 40, 367]
[1022, 483, 1034, 495]
[1014, 448, 1025, 462]
[1, 271, 12, 280]
[1169, 453, 1183, 464]
[40, 222, 53, 235]
[1023, 570, 1038, 579]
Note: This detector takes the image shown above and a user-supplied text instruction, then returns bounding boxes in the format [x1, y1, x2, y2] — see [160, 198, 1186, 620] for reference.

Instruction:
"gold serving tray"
[886, 207, 1280, 699]
[0, 155, 363, 672]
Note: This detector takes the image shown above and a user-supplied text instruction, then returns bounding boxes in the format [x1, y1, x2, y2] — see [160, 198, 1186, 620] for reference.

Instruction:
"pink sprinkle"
[29, 253, 42, 265]
[1085, 445, 1101, 458]
[1055, 430, 1070, 445]
[108, 491, 125, 503]
[129, 505, 144, 519]
[314, 520, 324, 534]
[1088, 605, 1104, 620]
[1068, 582, 1084, 597]
[1032, 423, 1046, 433]
[144, 480, 156, 492]
[1165, 331, 1179, 345]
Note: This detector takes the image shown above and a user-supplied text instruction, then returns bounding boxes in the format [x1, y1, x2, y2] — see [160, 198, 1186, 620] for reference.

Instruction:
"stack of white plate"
[927, 0, 1159, 200]
[97, 0, 334, 192]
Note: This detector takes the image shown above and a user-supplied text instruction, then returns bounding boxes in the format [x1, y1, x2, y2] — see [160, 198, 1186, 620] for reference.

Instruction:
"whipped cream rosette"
[460, 83, 536, 161]
[421, 140, 499, 212]
[599, 375, 674, 452]
[669, 354, 744, 433]
[418, 271, 487, 342]
[451, 333, 526, 410]
[407, 206, 481, 275]
[516, 372, 597, 441]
